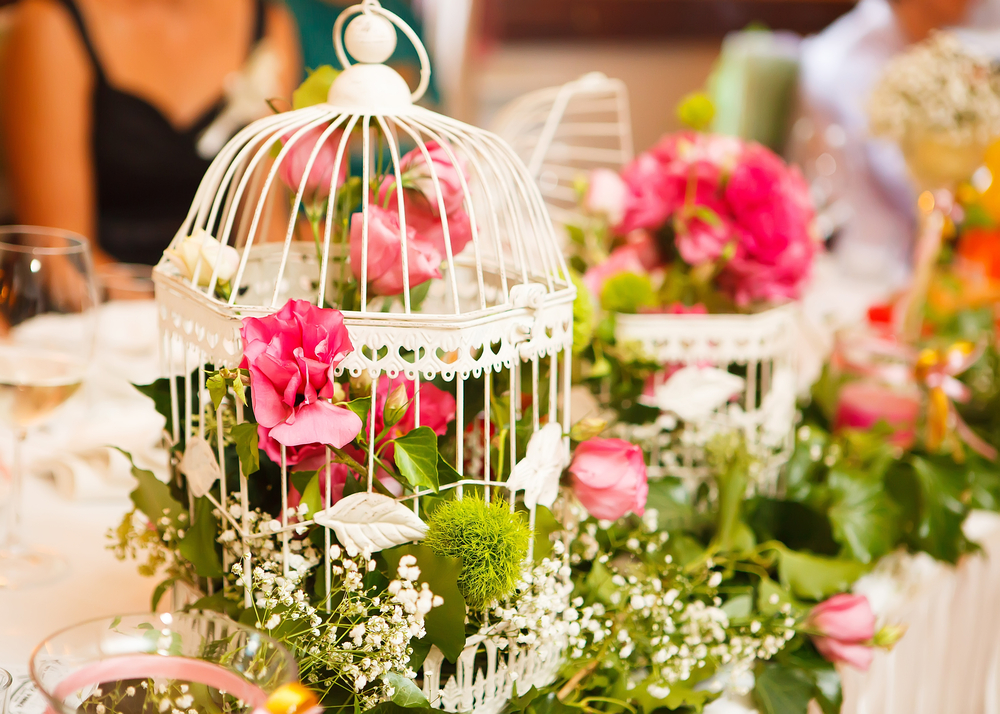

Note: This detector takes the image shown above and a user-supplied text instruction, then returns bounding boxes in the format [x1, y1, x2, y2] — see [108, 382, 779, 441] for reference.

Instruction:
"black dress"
[54, 0, 266, 265]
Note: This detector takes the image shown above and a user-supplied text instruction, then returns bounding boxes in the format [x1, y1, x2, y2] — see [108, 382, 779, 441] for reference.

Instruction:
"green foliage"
[293, 65, 341, 109]
[384, 673, 429, 708]
[423, 496, 531, 608]
[392, 426, 440, 492]
[777, 547, 868, 602]
[383, 544, 467, 663]
[121, 448, 184, 530]
[570, 270, 595, 354]
[754, 661, 815, 714]
[230, 422, 260, 477]
[600, 272, 655, 313]
[178, 497, 223, 578]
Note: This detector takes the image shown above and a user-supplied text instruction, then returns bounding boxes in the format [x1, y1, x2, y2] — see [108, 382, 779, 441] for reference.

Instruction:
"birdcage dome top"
[152, 0, 574, 380]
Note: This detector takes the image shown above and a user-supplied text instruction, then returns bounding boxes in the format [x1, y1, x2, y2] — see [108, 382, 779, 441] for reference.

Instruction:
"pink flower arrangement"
[807, 593, 877, 671]
[569, 437, 648, 521]
[241, 300, 363, 460]
[351, 140, 474, 297]
[581, 131, 817, 309]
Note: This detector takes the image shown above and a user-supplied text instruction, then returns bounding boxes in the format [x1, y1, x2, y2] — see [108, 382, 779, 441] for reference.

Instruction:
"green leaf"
[599, 272, 655, 314]
[151, 578, 178, 611]
[345, 397, 372, 433]
[721, 593, 753, 619]
[206, 372, 227, 411]
[392, 426, 440, 493]
[570, 270, 595, 354]
[758, 576, 801, 616]
[827, 468, 899, 563]
[531, 505, 562, 561]
[134, 379, 176, 438]
[778, 548, 867, 602]
[292, 65, 340, 109]
[230, 422, 260, 477]
[584, 560, 618, 606]
[289, 469, 316, 496]
[383, 544, 466, 662]
[119, 448, 185, 526]
[178, 497, 224, 578]
[634, 674, 712, 712]
[300, 472, 323, 518]
[906, 455, 974, 562]
[644, 477, 697, 530]
[109, 615, 122, 630]
[754, 662, 815, 714]
[508, 686, 540, 712]
[362, 704, 435, 714]
[437, 454, 460, 487]
[385, 673, 429, 708]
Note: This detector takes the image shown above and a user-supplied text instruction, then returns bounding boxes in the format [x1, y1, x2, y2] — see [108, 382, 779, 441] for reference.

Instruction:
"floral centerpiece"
[569, 99, 819, 491]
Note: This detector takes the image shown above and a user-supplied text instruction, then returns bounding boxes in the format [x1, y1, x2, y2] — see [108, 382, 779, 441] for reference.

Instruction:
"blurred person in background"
[798, 0, 994, 286]
[0, 0, 301, 267]
[284, 0, 438, 106]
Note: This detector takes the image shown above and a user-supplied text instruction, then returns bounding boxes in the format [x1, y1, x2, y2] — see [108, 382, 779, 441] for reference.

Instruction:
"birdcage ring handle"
[333, 0, 432, 104]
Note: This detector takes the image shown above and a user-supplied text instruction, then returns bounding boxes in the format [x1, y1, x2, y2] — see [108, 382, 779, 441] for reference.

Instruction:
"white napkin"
[6, 301, 169, 501]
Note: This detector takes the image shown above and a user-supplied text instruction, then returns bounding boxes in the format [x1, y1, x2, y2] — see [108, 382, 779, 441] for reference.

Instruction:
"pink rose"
[807, 594, 877, 671]
[350, 205, 442, 296]
[241, 300, 363, 453]
[674, 210, 739, 265]
[617, 154, 685, 234]
[403, 198, 474, 261]
[585, 168, 629, 227]
[581, 244, 648, 301]
[569, 438, 648, 521]
[834, 381, 920, 449]
[397, 140, 467, 217]
[278, 125, 347, 199]
[719, 143, 816, 304]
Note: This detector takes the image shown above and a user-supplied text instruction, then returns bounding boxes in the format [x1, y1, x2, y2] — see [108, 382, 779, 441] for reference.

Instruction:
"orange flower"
[957, 226, 1000, 280]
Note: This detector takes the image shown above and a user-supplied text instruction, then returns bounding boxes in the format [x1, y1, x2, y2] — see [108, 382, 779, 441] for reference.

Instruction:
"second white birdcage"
[152, 1, 576, 710]
[615, 305, 797, 495]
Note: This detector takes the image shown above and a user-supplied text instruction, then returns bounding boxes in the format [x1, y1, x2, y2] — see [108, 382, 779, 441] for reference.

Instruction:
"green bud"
[872, 623, 907, 651]
[571, 417, 608, 442]
[677, 92, 715, 131]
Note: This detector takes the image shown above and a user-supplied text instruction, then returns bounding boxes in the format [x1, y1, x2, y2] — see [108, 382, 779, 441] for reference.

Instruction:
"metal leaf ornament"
[314, 492, 429, 557]
[506, 422, 568, 509]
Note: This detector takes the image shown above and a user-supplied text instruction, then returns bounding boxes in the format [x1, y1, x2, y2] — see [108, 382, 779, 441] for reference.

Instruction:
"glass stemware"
[0, 226, 97, 589]
[31, 612, 298, 714]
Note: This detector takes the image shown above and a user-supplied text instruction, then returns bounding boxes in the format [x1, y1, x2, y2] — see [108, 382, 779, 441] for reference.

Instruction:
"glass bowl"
[30, 612, 297, 714]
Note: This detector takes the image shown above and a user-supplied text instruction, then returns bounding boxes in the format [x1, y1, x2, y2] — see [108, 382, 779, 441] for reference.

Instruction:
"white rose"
[165, 228, 240, 287]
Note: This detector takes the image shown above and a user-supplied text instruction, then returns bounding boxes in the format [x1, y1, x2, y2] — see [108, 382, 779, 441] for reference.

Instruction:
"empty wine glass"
[0, 226, 97, 589]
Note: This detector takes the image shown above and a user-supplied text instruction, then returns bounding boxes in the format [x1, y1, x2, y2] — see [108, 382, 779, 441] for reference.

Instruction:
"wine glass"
[32, 612, 299, 714]
[0, 226, 97, 589]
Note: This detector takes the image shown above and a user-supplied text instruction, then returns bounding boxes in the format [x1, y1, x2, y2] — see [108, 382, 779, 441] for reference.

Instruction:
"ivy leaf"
[392, 426, 440, 493]
[119, 448, 184, 527]
[178, 497, 223, 578]
[230, 422, 260, 477]
[758, 576, 802, 616]
[134, 379, 176, 438]
[777, 547, 867, 602]
[292, 65, 340, 109]
[437, 454, 460, 487]
[206, 372, 228, 411]
[645, 477, 698, 531]
[634, 674, 712, 711]
[385, 673, 429, 708]
[531, 505, 562, 561]
[754, 662, 815, 714]
[383, 544, 467, 662]
[827, 468, 899, 563]
[721, 593, 753, 619]
[599, 272, 655, 313]
[151, 578, 178, 611]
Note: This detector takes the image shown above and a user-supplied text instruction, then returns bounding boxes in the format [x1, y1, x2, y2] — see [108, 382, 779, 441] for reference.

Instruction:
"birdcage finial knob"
[344, 12, 396, 64]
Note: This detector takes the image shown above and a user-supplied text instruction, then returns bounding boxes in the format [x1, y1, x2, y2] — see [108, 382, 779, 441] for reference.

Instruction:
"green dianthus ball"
[424, 495, 531, 609]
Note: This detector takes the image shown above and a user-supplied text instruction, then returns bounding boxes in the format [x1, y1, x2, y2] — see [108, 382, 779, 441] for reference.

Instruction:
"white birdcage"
[152, 1, 575, 710]
[615, 305, 797, 495]
[492, 73, 634, 229]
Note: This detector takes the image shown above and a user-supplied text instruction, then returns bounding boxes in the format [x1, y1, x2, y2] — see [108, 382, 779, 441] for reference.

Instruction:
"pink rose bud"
[278, 125, 347, 199]
[807, 593, 877, 671]
[569, 437, 648, 521]
[383, 384, 410, 428]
